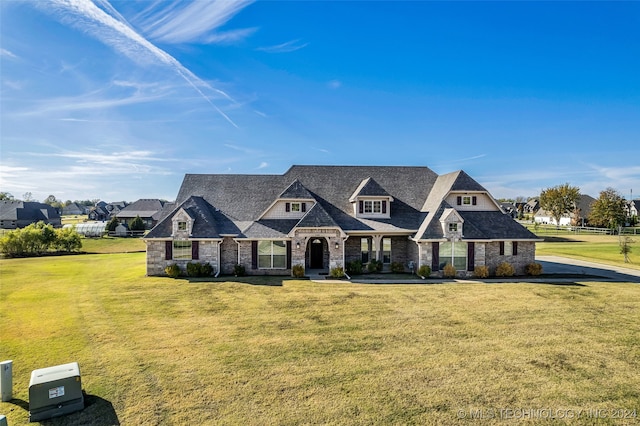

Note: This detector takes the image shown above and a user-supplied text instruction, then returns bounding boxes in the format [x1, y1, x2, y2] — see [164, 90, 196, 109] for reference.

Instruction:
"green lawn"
[1, 251, 638, 425]
[536, 234, 640, 270]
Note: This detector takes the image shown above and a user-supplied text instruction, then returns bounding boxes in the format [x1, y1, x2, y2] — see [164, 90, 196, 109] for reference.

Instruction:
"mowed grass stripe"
[1, 252, 639, 425]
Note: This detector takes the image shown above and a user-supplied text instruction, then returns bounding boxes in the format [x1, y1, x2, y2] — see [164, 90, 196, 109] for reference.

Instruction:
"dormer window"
[172, 208, 194, 236]
[355, 198, 390, 218]
[364, 200, 382, 214]
[448, 223, 458, 232]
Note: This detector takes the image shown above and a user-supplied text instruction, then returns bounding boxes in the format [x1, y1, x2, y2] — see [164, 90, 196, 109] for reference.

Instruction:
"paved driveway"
[536, 256, 640, 283]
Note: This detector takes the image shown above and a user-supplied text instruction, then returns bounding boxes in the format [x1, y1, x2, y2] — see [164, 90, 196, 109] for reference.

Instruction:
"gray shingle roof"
[279, 179, 315, 199]
[152, 165, 538, 241]
[117, 199, 166, 219]
[145, 196, 242, 239]
[0, 201, 60, 222]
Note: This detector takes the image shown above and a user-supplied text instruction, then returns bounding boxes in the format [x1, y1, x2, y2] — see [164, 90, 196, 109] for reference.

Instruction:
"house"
[0, 201, 62, 229]
[116, 199, 166, 229]
[62, 202, 87, 216]
[523, 199, 539, 214]
[627, 199, 640, 222]
[534, 194, 595, 226]
[144, 166, 540, 278]
[88, 201, 127, 221]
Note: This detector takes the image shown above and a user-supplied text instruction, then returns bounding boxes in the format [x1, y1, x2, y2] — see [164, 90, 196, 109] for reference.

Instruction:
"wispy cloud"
[39, 0, 240, 127]
[135, 0, 255, 44]
[256, 39, 308, 53]
[257, 162, 269, 169]
[0, 48, 18, 59]
[204, 27, 258, 45]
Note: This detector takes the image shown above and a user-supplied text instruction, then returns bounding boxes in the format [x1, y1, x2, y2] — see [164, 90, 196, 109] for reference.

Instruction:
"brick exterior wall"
[147, 237, 536, 278]
[416, 240, 535, 278]
[220, 237, 238, 275]
[484, 241, 535, 276]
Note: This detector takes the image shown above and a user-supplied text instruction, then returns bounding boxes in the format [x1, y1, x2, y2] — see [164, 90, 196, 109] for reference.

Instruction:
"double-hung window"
[173, 240, 192, 260]
[361, 238, 370, 263]
[382, 238, 391, 264]
[258, 241, 287, 269]
[439, 241, 467, 270]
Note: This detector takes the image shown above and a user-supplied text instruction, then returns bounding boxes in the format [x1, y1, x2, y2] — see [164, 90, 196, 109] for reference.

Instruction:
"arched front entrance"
[307, 238, 327, 270]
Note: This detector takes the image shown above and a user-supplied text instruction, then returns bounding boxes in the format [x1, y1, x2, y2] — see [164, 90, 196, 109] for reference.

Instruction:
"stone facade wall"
[146, 240, 166, 276]
[145, 239, 220, 276]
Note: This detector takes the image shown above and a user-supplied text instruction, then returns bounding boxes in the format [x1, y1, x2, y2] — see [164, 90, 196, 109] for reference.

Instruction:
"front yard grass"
[536, 234, 639, 270]
[1, 252, 639, 425]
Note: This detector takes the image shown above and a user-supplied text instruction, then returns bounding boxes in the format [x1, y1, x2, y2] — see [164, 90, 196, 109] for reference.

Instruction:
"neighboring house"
[117, 199, 166, 229]
[627, 199, 640, 221]
[500, 202, 516, 218]
[534, 194, 595, 226]
[523, 199, 539, 214]
[0, 201, 62, 229]
[88, 201, 127, 221]
[144, 165, 540, 278]
[62, 202, 87, 216]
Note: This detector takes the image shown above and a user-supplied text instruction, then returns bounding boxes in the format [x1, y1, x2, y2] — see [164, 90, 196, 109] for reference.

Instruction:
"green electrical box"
[28, 362, 84, 422]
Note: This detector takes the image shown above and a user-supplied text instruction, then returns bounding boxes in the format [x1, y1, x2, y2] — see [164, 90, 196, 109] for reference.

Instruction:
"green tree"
[106, 216, 120, 232]
[0, 192, 15, 200]
[55, 227, 83, 252]
[539, 183, 581, 227]
[130, 215, 145, 231]
[588, 188, 627, 230]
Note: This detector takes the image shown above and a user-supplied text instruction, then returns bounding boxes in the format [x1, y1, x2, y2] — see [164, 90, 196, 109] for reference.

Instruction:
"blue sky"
[1, 1, 639, 203]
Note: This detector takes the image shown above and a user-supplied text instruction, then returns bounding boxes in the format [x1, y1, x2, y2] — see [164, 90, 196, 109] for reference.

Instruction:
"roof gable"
[349, 177, 394, 202]
[279, 179, 315, 199]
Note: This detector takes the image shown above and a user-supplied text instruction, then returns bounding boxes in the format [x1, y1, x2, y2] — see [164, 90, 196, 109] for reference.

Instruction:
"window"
[177, 221, 187, 231]
[382, 238, 391, 264]
[439, 241, 467, 270]
[173, 240, 192, 260]
[258, 241, 287, 269]
[500, 241, 517, 256]
[285, 202, 306, 213]
[363, 200, 382, 214]
[457, 196, 478, 206]
[448, 223, 458, 232]
[361, 238, 370, 264]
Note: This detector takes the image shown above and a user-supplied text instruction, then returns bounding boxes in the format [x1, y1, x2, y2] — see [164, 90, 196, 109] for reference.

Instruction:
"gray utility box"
[29, 362, 84, 422]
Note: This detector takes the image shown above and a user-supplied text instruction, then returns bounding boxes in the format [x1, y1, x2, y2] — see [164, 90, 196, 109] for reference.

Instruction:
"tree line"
[539, 184, 633, 229]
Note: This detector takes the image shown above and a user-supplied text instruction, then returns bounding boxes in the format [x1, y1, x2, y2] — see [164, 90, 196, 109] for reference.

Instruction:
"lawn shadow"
[542, 236, 585, 242]
[534, 281, 588, 287]
[40, 392, 120, 425]
[188, 275, 292, 286]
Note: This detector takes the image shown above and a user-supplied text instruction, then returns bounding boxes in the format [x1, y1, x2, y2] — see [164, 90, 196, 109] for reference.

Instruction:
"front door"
[310, 239, 324, 269]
